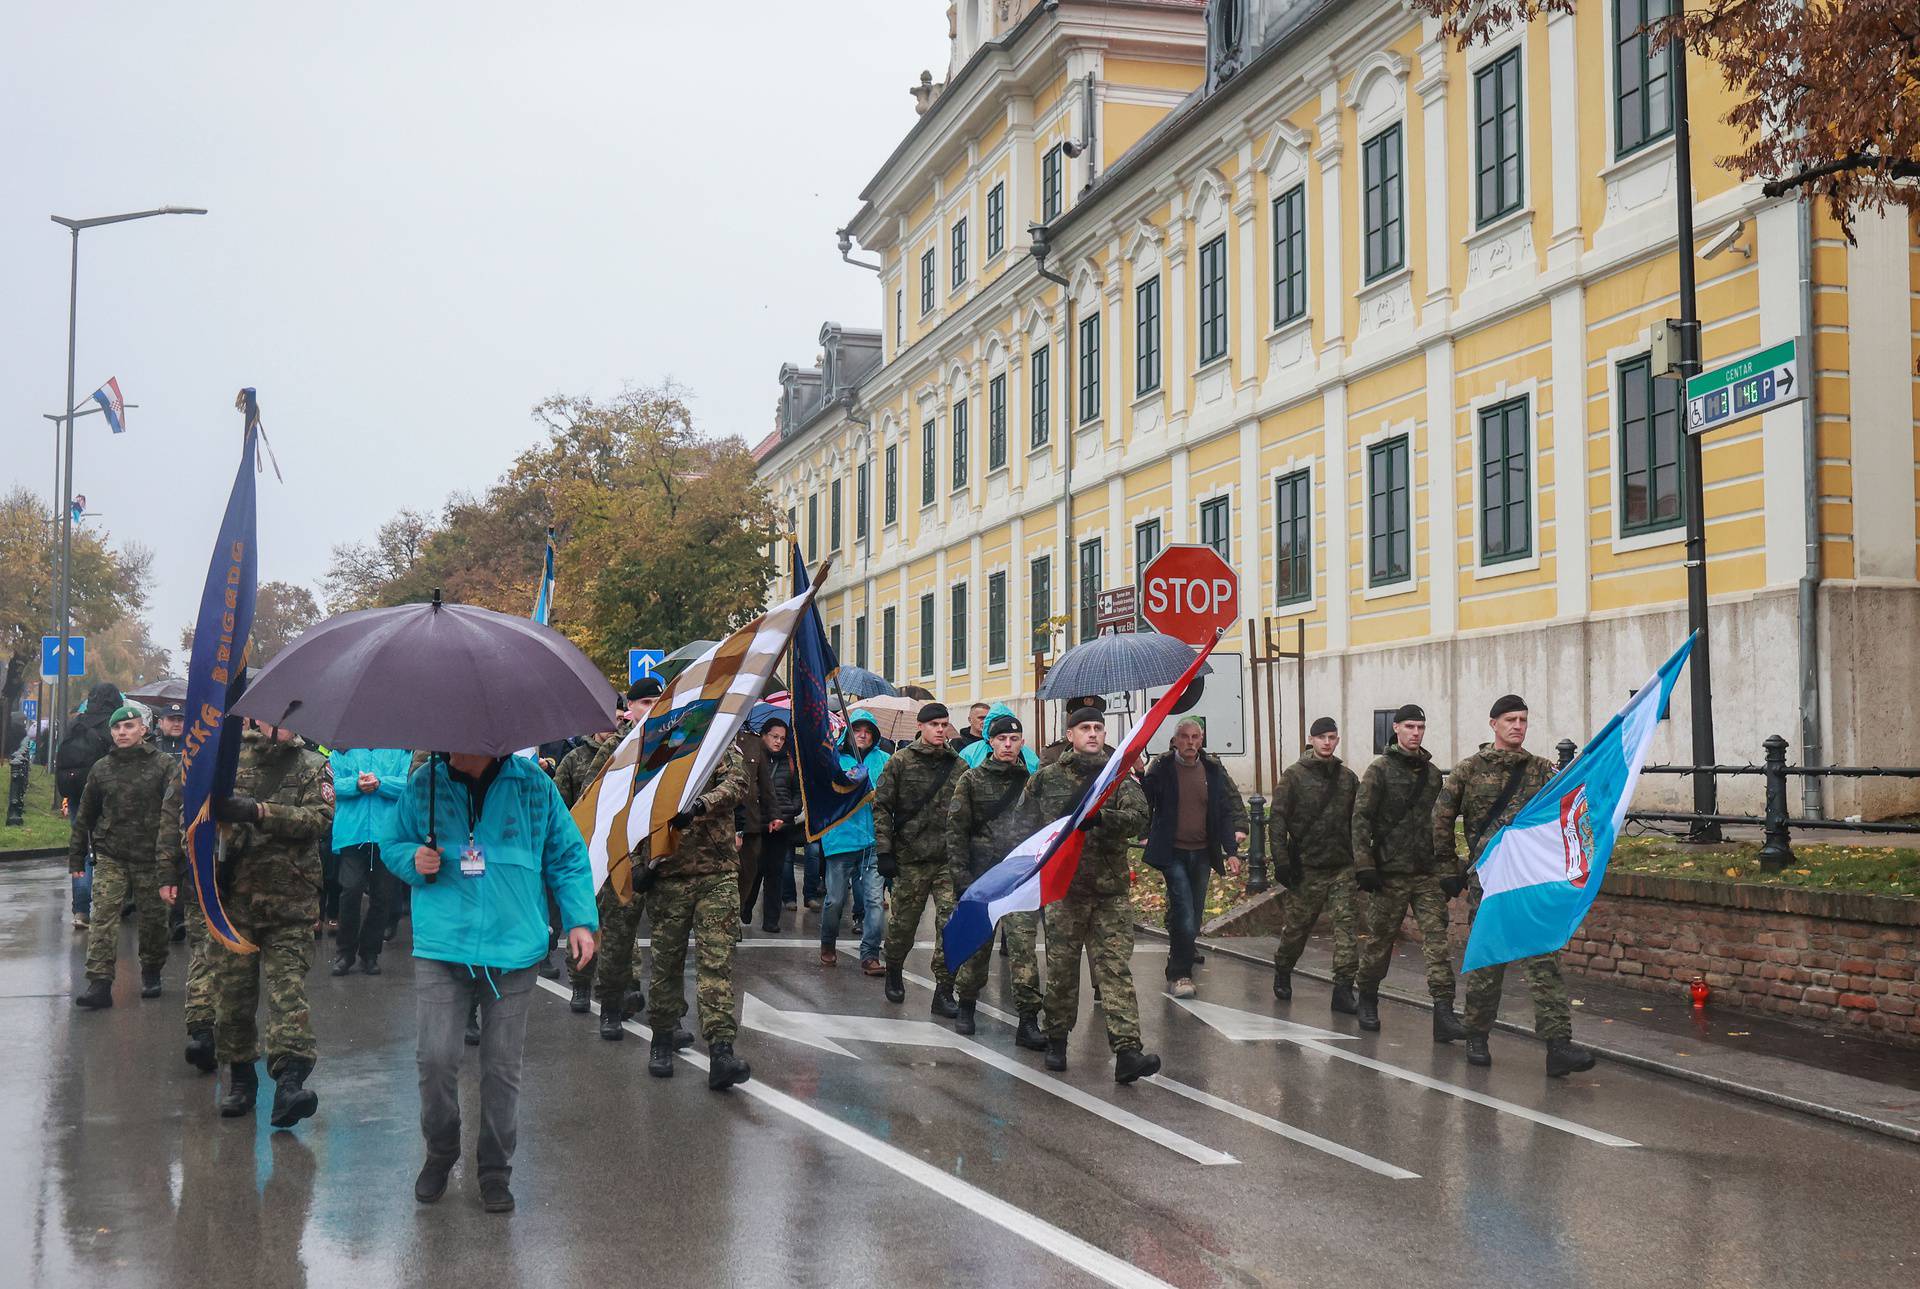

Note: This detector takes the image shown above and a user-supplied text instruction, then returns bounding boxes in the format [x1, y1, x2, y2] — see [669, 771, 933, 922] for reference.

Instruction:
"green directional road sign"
[1685, 337, 1804, 435]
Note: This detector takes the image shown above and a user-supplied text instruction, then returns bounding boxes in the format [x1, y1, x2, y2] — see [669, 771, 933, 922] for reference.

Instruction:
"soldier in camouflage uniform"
[158, 773, 220, 1073]
[1437, 694, 1597, 1078]
[1031, 708, 1158, 1084]
[69, 705, 173, 1009]
[1353, 704, 1470, 1042]
[1268, 717, 1361, 1013]
[207, 723, 334, 1127]
[554, 726, 622, 1017]
[946, 712, 1046, 1050]
[874, 703, 964, 1015]
[644, 742, 753, 1090]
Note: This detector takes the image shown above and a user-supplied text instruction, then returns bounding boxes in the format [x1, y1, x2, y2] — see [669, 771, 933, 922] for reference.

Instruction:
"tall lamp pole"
[47, 207, 205, 767]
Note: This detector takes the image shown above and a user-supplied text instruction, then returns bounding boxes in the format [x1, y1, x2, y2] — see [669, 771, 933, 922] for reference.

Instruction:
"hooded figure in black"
[56, 681, 125, 808]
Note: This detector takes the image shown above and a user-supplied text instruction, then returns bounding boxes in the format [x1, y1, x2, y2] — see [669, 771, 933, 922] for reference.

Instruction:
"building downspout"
[1795, 196, 1824, 816]
[1030, 226, 1075, 648]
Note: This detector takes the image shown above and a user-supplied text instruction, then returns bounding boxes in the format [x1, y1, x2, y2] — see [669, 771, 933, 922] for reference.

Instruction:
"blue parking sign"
[627, 649, 665, 687]
[40, 635, 85, 681]
[21, 699, 38, 724]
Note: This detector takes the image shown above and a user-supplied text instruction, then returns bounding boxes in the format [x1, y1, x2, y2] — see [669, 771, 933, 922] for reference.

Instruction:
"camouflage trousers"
[1271, 867, 1360, 985]
[577, 882, 647, 1012]
[1462, 882, 1572, 1039]
[183, 897, 219, 1029]
[882, 861, 954, 989]
[215, 908, 317, 1074]
[1043, 892, 1141, 1052]
[647, 872, 738, 1044]
[84, 856, 169, 982]
[1357, 874, 1457, 1003]
[955, 909, 1042, 1017]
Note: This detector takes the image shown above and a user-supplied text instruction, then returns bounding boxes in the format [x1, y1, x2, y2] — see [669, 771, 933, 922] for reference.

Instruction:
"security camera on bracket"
[1060, 138, 1088, 158]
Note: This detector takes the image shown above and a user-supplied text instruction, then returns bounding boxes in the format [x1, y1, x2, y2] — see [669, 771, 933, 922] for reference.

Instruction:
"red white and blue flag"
[90, 378, 126, 434]
[941, 629, 1221, 968]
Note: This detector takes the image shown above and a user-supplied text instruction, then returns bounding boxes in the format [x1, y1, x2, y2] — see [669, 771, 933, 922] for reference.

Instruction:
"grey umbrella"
[834, 665, 897, 700]
[1039, 631, 1212, 699]
[124, 675, 188, 706]
[230, 592, 617, 756]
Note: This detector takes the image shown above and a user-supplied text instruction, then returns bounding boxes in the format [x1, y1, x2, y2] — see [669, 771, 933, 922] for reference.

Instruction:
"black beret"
[1309, 716, 1338, 737]
[986, 713, 1023, 739]
[1392, 703, 1426, 725]
[1067, 695, 1108, 712]
[1067, 706, 1106, 728]
[917, 702, 949, 724]
[627, 677, 664, 700]
[1490, 694, 1528, 719]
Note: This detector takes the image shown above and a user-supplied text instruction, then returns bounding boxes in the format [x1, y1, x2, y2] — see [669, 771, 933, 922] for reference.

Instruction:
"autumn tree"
[1409, 0, 1919, 237]
[179, 579, 323, 669]
[321, 508, 434, 613]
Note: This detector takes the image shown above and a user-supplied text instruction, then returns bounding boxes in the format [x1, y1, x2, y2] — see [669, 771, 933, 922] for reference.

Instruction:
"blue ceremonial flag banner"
[1462, 632, 1698, 973]
[531, 528, 555, 625]
[789, 540, 872, 842]
[179, 389, 265, 953]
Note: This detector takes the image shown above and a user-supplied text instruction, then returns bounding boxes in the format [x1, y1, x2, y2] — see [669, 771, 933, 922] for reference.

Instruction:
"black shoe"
[1192, 953, 1206, 966]
[1330, 982, 1359, 1015]
[884, 964, 905, 1005]
[648, 1034, 676, 1078]
[479, 1176, 514, 1213]
[1432, 1001, 1469, 1044]
[360, 955, 381, 976]
[624, 988, 647, 1018]
[1546, 1038, 1596, 1078]
[140, 968, 163, 999]
[269, 1058, 319, 1129]
[170, 923, 187, 943]
[954, 1000, 976, 1035]
[1044, 1036, 1068, 1072]
[569, 981, 592, 1014]
[1466, 1033, 1493, 1067]
[707, 1042, 751, 1091]
[670, 1027, 695, 1051]
[1113, 1046, 1161, 1084]
[464, 1001, 481, 1047]
[184, 1025, 218, 1074]
[1015, 1013, 1048, 1051]
[220, 1062, 259, 1117]
[599, 1008, 625, 1041]
[1272, 968, 1293, 1001]
[536, 952, 561, 981]
[415, 1155, 455, 1204]
[384, 924, 398, 943]
[1356, 990, 1381, 1032]
[74, 978, 113, 1010]
[930, 985, 958, 1019]
[761, 922, 780, 933]
[330, 954, 354, 977]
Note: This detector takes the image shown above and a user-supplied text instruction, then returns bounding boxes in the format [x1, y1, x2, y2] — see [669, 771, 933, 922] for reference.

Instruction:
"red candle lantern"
[1689, 976, 1710, 1008]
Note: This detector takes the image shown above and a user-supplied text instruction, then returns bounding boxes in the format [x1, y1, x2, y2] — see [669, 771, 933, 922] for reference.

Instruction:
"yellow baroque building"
[755, 0, 1920, 817]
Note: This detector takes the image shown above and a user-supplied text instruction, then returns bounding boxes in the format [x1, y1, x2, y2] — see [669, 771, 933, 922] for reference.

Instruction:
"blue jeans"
[800, 841, 825, 904]
[821, 845, 883, 961]
[1162, 847, 1212, 981]
[72, 854, 93, 917]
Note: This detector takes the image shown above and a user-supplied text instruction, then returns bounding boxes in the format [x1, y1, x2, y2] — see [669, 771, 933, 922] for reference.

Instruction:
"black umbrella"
[231, 592, 616, 756]
[835, 664, 897, 699]
[655, 638, 718, 686]
[1039, 631, 1212, 699]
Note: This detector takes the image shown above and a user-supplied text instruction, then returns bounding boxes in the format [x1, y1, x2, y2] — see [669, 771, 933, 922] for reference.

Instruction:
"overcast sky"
[1, 1, 946, 657]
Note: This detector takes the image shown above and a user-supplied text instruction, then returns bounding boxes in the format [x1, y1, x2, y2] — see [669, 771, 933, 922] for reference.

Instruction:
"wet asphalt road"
[3, 856, 1916, 1289]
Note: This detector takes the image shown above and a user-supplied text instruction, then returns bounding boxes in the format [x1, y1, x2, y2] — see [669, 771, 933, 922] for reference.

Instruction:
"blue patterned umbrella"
[834, 664, 897, 700]
[1039, 631, 1212, 699]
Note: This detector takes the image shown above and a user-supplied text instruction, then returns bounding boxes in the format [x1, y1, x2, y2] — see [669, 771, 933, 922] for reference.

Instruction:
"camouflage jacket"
[554, 733, 616, 808]
[1271, 750, 1359, 870]
[653, 744, 748, 879]
[68, 740, 173, 869]
[222, 732, 335, 916]
[1434, 744, 1555, 871]
[946, 753, 1034, 893]
[1352, 742, 1442, 876]
[872, 737, 965, 866]
[1024, 747, 1149, 898]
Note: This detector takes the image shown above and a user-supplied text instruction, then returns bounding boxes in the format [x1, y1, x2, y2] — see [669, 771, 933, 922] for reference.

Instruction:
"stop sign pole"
[1140, 544, 1239, 646]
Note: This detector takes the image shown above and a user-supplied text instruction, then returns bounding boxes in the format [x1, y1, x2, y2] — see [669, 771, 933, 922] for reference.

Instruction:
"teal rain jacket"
[958, 702, 1040, 773]
[329, 747, 413, 849]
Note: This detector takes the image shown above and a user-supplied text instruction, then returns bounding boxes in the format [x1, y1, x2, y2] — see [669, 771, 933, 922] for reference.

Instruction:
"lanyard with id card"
[459, 841, 486, 878]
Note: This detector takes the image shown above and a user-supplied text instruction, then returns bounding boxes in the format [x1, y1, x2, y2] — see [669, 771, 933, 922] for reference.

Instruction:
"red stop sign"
[1141, 544, 1239, 645]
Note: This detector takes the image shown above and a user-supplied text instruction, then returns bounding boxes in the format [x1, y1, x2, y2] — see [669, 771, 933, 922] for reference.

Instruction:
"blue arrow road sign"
[627, 649, 665, 687]
[21, 699, 38, 724]
[40, 635, 85, 681]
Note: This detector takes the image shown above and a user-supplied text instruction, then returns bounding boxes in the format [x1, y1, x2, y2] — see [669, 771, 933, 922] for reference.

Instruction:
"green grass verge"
[1, 773, 72, 855]
[1609, 834, 1919, 898]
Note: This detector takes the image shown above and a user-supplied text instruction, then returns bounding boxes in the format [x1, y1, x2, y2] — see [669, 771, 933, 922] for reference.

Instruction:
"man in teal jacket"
[383, 751, 598, 1215]
[819, 711, 889, 973]
[329, 747, 411, 977]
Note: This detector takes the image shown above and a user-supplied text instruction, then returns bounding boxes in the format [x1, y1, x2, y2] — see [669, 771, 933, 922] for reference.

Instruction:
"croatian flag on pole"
[942, 629, 1222, 969]
[1462, 632, 1698, 972]
[91, 378, 126, 434]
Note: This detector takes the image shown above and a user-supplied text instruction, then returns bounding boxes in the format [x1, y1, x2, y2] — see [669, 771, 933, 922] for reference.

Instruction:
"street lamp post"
[46, 206, 204, 766]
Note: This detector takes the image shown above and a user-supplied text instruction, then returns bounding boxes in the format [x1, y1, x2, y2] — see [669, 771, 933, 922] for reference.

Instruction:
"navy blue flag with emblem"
[789, 541, 873, 841]
[179, 389, 263, 952]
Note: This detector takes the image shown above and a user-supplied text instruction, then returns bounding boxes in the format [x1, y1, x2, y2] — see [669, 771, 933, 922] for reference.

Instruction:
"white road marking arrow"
[740, 992, 1238, 1167]
[1170, 997, 1360, 1043]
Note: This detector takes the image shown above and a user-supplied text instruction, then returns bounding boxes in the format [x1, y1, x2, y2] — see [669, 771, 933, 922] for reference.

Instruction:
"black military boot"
[1015, 1013, 1048, 1051]
[1356, 990, 1382, 1032]
[648, 1033, 675, 1078]
[883, 963, 905, 1005]
[359, 954, 381, 976]
[954, 1000, 976, 1035]
[669, 1026, 695, 1050]
[140, 967, 163, 999]
[330, 953, 355, 977]
[184, 1025, 217, 1073]
[1330, 982, 1359, 1015]
[269, 1058, 319, 1129]
[569, 980, 591, 1013]
[623, 988, 646, 1019]
[536, 949, 561, 981]
[1546, 1038, 1597, 1078]
[1113, 1046, 1161, 1085]
[599, 1006, 625, 1041]
[1272, 968, 1293, 1001]
[220, 1062, 259, 1118]
[1466, 1033, 1493, 1067]
[930, 984, 959, 1019]
[707, 1043, 752, 1091]
[1432, 1001, 1469, 1044]
[74, 978, 113, 1010]
[1044, 1036, 1068, 1072]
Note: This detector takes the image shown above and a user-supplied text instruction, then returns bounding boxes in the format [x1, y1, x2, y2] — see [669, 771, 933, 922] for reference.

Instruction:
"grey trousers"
[415, 961, 536, 1181]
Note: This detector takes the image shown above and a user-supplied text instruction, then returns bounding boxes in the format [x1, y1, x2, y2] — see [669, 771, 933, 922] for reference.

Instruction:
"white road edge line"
[534, 977, 1178, 1289]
